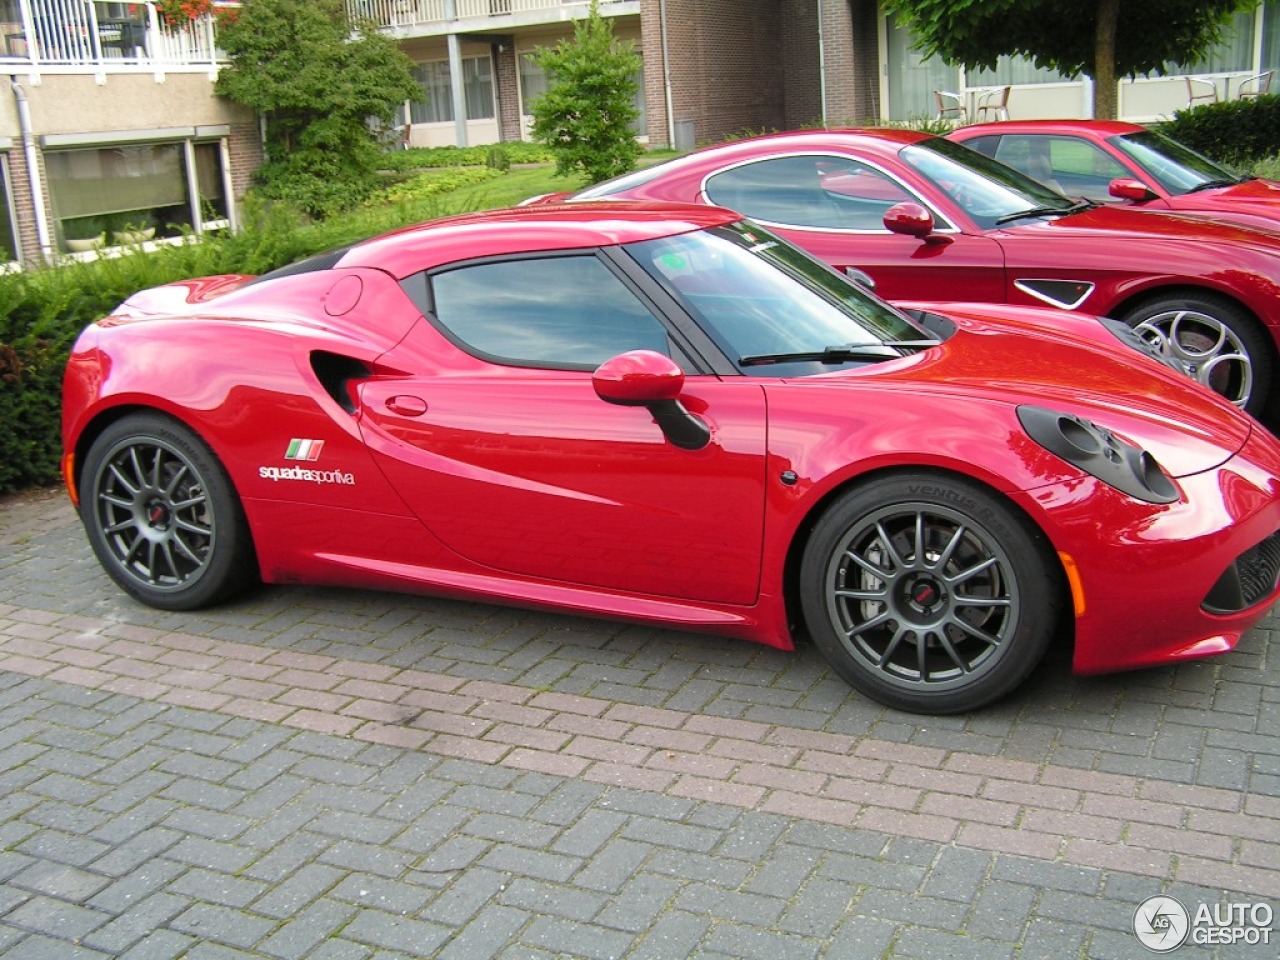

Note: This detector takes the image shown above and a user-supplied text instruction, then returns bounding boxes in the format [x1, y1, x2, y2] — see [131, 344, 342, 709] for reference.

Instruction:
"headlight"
[1098, 316, 1187, 375]
[1017, 405, 1178, 504]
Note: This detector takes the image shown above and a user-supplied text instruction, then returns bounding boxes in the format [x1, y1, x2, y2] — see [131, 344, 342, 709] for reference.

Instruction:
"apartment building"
[366, 0, 1280, 149]
[0, 0, 257, 264]
[364, 0, 856, 150]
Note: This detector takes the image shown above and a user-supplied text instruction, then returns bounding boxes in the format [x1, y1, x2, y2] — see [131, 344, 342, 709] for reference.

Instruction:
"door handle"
[385, 395, 428, 417]
[843, 266, 876, 290]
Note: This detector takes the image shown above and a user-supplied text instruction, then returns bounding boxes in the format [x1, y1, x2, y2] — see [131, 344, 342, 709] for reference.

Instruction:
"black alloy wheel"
[80, 413, 255, 610]
[800, 473, 1060, 714]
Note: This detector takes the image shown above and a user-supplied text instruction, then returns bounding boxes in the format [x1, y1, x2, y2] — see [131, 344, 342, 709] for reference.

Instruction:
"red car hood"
[805, 302, 1253, 479]
[1204, 177, 1280, 204]
[1163, 177, 1280, 230]
[1006, 202, 1280, 250]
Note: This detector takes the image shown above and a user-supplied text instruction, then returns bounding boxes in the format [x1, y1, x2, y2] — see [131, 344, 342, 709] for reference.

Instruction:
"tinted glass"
[431, 255, 673, 368]
[1111, 130, 1240, 195]
[705, 155, 917, 230]
[985, 134, 1128, 202]
[901, 137, 1075, 229]
[625, 221, 930, 375]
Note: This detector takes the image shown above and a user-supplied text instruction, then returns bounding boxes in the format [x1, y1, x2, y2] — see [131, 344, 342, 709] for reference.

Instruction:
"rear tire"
[800, 473, 1060, 714]
[80, 413, 256, 610]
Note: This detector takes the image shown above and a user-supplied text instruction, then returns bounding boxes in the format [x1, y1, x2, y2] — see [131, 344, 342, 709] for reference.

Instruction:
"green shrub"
[215, 0, 420, 221]
[379, 142, 554, 172]
[1250, 154, 1280, 179]
[1156, 94, 1280, 167]
[529, 0, 643, 183]
[486, 147, 511, 172]
[367, 167, 502, 207]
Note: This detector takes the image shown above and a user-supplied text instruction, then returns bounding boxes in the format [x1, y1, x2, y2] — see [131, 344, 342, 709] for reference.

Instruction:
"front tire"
[800, 473, 1060, 714]
[1122, 294, 1272, 417]
[80, 413, 256, 610]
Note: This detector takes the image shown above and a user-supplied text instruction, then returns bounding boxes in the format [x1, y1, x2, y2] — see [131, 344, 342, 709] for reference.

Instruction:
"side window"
[705, 156, 913, 230]
[430, 255, 674, 369]
[1047, 137, 1128, 202]
[962, 135, 1001, 161]
[993, 135, 1127, 202]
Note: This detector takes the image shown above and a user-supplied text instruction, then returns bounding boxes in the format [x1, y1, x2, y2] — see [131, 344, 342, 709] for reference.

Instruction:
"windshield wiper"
[739, 340, 940, 367]
[995, 199, 1092, 225]
[1186, 177, 1245, 193]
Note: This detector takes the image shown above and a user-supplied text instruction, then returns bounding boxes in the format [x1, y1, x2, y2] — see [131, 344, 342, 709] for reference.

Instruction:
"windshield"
[900, 138, 1078, 229]
[1110, 130, 1241, 195]
[624, 221, 934, 375]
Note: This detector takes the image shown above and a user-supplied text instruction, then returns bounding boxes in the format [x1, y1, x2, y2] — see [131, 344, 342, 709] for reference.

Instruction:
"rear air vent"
[310, 352, 370, 415]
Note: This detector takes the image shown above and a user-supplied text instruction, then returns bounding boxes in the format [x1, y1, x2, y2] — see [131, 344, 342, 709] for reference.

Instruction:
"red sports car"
[950, 119, 1280, 229]
[540, 129, 1280, 418]
[61, 203, 1280, 713]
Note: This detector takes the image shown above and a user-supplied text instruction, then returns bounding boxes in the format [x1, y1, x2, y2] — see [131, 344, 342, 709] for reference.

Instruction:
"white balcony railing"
[0, 0, 233, 71]
[348, 0, 626, 33]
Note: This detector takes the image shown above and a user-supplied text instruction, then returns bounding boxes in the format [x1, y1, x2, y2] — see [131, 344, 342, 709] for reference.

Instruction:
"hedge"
[377, 141, 555, 172]
[0, 199, 416, 495]
[1156, 93, 1280, 167]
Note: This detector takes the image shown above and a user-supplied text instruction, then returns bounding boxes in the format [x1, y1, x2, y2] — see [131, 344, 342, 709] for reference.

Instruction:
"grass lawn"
[362, 147, 681, 229]
[444, 164, 587, 210]
[367, 165, 588, 227]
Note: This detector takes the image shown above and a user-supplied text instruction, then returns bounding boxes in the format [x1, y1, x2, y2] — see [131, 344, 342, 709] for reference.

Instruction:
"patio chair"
[1237, 70, 1274, 99]
[933, 90, 966, 124]
[1184, 76, 1219, 108]
[975, 86, 1011, 121]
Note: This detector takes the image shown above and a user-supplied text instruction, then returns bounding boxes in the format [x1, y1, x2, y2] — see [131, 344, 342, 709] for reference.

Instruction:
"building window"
[519, 53, 645, 135]
[193, 141, 228, 223]
[1264, 2, 1280, 71]
[410, 56, 495, 124]
[1168, 8, 1256, 74]
[518, 52, 548, 117]
[0, 154, 17, 262]
[45, 138, 228, 253]
[968, 55, 1069, 88]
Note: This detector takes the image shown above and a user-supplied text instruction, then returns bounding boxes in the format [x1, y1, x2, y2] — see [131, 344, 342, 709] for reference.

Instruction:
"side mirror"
[883, 201, 950, 245]
[1109, 178, 1156, 201]
[593, 350, 710, 450]
[884, 201, 935, 238]
[593, 349, 684, 405]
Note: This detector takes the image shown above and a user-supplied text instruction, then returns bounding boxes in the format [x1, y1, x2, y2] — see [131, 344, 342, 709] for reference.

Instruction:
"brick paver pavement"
[0, 487, 1277, 958]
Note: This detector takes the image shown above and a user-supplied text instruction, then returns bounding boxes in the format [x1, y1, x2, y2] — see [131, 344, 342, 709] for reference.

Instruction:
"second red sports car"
[950, 118, 1280, 230]
[543, 128, 1280, 418]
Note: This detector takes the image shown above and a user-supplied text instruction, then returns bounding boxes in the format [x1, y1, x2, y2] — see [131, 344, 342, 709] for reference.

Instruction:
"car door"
[356, 251, 769, 606]
[700, 153, 1005, 302]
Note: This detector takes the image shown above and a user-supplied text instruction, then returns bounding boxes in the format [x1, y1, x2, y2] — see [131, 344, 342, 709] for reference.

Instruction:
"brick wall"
[782, 0, 822, 129]
[641, 0, 787, 148]
[851, 0, 881, 122]
[6, 145, 45, 265]
[641, 0, 882, 148]
[811, 0, 881, 126]
[227, 120, 265, 214]
[492, 39, 523, 142]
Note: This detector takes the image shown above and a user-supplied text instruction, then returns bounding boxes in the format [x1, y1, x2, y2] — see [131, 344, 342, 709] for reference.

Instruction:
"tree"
[530, 0, 643, 183]
[215, 0, 420, 218]
[882, 0, 1260, 120]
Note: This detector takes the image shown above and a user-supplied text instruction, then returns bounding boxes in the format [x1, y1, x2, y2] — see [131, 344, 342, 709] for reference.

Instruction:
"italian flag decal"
[285, 439, 325, 461]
